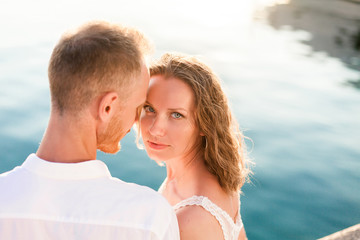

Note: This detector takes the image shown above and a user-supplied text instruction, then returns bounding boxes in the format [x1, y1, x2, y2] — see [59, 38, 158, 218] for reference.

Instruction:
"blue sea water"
[1, 1, 360, 239]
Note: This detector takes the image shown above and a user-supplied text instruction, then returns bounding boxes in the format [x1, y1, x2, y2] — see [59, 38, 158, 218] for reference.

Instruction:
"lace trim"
[173, 195, 243, 240]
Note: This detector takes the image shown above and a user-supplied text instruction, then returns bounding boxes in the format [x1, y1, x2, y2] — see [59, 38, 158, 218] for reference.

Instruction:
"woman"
[140, 53, 250, 240]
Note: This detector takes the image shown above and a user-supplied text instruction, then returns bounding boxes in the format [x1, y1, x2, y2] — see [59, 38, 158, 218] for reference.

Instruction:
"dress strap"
[173, 196, 243, 240]
[173, 195, 206, 211]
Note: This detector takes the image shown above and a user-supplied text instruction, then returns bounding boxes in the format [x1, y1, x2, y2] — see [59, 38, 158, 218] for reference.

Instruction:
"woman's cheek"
[140, 116, 150, 136]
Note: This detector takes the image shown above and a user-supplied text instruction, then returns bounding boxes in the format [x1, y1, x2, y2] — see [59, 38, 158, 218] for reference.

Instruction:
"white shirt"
[0, 154, 179, 240]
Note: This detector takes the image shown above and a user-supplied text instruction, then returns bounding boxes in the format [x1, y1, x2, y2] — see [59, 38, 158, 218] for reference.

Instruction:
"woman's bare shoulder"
[176, 204, 224, 240]
[238, 227, 247, 240]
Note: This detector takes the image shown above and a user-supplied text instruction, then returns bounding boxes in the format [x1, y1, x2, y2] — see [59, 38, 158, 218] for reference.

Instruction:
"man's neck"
[36, 111, 97, 163]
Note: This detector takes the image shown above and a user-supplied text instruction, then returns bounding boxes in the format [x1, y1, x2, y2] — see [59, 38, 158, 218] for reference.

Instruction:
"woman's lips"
[147, 141, 168, 150]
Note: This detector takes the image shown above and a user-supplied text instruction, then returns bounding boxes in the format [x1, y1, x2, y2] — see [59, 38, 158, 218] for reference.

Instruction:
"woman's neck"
[162, 149, 219, 205]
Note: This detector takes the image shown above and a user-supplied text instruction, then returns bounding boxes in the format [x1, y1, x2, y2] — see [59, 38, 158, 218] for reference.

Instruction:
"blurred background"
[0, 0, 359, 239]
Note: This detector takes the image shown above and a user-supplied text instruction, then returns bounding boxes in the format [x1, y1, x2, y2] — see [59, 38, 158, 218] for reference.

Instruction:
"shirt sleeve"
[158, 209, 180, 240]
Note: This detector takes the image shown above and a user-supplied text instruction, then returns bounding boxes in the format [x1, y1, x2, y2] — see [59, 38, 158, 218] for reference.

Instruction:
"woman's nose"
[149, 116, 166, 137]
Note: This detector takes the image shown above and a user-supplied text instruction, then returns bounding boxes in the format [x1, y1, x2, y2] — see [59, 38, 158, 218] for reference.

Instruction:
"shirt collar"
[22, 154, 112, 180]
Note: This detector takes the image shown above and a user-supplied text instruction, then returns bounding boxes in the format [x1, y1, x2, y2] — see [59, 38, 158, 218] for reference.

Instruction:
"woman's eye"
[171, 112, 183, 119]
[144, 105, 155, 113]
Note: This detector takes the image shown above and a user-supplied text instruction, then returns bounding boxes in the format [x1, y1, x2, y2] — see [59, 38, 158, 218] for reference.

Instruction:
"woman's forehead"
[148, 75, 195, 110]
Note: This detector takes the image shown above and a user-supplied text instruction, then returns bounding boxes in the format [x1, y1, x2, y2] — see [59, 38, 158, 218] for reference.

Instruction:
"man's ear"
[98, 92, 119, 123]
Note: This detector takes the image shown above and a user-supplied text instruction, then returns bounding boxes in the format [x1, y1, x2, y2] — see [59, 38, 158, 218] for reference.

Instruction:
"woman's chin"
[146, 152, 166, 166]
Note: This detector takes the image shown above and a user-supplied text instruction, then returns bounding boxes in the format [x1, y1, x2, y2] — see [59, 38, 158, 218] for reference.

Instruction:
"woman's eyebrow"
[168, 107, 188, 113]
[144, 101, 188, 113]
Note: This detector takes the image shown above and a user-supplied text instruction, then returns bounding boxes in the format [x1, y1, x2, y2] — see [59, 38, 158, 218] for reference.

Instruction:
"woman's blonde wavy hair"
[149, 53, 250, 193]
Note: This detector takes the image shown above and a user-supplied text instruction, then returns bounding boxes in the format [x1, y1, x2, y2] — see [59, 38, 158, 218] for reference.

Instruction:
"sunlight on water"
[256, 0, 291, 5]
[0, 0, 290, 47]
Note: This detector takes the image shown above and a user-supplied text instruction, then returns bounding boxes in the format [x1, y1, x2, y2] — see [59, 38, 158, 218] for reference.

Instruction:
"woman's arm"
[238, 227, 247, 240]
[176, 205, 224, 240]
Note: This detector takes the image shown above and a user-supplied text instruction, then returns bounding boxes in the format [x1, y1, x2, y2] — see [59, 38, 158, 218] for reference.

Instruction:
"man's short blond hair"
[48, 21, 151, 114]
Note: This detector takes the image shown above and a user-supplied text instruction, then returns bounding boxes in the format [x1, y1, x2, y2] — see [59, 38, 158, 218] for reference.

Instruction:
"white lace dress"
[173, 195, 243, 240]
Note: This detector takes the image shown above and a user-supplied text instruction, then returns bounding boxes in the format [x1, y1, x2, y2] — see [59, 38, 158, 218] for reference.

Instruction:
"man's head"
[96, 62, 150, 153]
[48, 21, 151, 153]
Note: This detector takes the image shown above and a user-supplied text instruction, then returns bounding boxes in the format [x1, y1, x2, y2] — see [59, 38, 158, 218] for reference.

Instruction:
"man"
[0, 21, 179, 239]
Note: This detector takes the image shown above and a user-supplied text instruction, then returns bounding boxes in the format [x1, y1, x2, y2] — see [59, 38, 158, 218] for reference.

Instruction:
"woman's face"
[140, 75, 202, 162]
